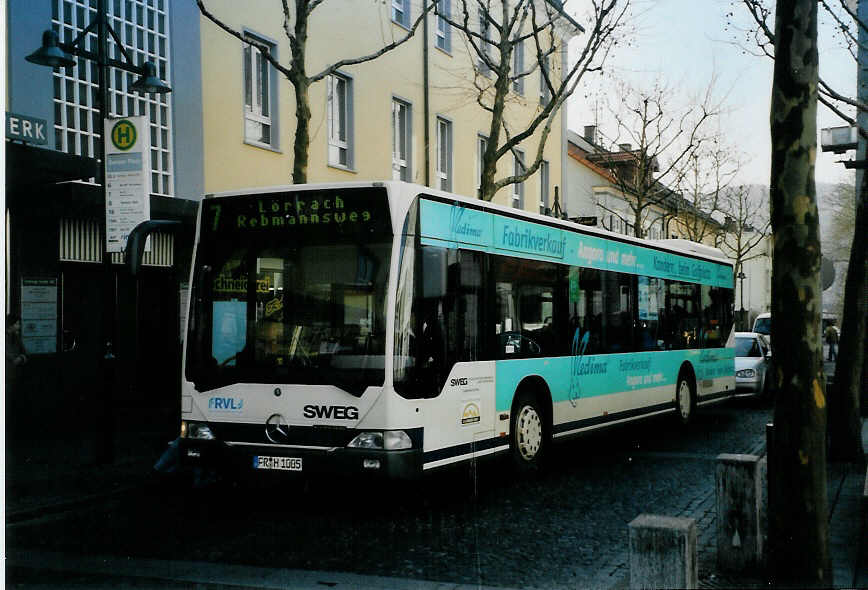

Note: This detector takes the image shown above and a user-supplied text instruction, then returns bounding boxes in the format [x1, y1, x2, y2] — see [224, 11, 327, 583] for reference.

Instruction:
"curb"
[6, 549, 532, 590]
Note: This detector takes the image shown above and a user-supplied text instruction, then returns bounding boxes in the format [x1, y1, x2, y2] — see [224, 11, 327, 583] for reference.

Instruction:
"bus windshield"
[185, 187, 393, 395]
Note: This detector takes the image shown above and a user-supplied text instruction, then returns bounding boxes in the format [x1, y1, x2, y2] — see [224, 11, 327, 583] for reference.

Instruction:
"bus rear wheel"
[676, 372, 695, 426]
[510, 392, 546, 472]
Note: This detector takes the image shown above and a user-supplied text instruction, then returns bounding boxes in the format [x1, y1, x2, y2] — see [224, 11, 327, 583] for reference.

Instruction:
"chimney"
[618, 143, 632, 152]
[583, 125, 596, 143]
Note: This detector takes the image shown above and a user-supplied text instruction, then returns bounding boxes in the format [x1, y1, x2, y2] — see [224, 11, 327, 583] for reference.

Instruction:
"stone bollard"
[628, 514, 697, 590]
[716, 453, 762, 571]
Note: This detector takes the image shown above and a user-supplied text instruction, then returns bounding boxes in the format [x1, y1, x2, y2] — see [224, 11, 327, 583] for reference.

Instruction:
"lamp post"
[737, 270, 747, 331]
[26, 0, 171, 464]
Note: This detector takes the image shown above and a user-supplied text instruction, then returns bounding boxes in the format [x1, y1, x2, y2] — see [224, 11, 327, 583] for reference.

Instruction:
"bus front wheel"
[510, 392, 546, 472]
[676, 372, 695, 426]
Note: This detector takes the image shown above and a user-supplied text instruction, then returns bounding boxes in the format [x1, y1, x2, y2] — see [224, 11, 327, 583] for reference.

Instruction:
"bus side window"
[602, 272, 634, 354]
[700, 284, 732, 348]
[576, 268, 603, 355]
[665, 280, 700, 350]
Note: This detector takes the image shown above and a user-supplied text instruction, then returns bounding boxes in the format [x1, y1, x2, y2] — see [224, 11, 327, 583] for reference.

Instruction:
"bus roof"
[202, 180, 733, 268]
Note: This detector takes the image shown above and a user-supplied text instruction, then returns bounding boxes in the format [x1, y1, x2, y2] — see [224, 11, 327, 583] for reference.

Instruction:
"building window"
[436, 0, 451, 52]
[539, 160, 550, 214]
[391, 98, 412, 181]
[476, 135, 488, 197]
[51, 0, 173, 195]
[392, 0, 409, 27]
[327, 73, 353, 168]
[478, 9, 491, 74]
[513, 41, 524, 94]
[243, 35, 273, 146]
[512, 150, 525, 209]
[436, 117, 453, 191]
[539, 57, 551, 106]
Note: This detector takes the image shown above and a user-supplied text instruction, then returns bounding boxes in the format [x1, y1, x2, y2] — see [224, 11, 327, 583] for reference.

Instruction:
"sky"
[567, 0, 856, 187]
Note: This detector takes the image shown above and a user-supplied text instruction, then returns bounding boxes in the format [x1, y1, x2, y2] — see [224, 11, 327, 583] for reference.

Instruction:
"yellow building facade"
[198, 0, 574, 210]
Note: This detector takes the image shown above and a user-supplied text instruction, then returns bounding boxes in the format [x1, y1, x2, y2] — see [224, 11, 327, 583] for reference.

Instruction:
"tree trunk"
[292, 74, 311, 185]
[829, 167, 867, 461]
[767, 0, 831, 585]
[291, 1, 310, 185]
[479, 65, 511, 201]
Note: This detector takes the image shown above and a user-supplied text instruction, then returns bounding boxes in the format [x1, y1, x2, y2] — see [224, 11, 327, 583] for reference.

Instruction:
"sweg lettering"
[209, 397, 244, 411]
[303, 405, 359, 420]
[501, 225, 566, 257]
[235, 196, 373, 229]
[450, 377, 469, 386]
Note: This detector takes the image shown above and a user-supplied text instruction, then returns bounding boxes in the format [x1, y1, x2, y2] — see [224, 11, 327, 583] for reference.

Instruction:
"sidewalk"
[692, 420, 867, 589]
[5, 406, 173, 523]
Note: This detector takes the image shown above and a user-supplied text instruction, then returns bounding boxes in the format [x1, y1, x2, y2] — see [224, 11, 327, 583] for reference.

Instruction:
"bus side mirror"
[125, 220, 182, 276]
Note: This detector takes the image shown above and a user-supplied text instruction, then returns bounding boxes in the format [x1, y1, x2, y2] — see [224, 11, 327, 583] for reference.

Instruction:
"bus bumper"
[179, 439, 423, 480]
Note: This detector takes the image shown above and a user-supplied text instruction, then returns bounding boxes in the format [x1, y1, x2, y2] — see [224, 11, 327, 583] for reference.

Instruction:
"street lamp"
[26, 0, 171, 464]
[737, 271, 747, 331]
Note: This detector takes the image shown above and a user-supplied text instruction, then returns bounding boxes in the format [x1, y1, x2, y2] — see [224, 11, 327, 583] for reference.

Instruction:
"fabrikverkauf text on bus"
[178, 181, 735, 480]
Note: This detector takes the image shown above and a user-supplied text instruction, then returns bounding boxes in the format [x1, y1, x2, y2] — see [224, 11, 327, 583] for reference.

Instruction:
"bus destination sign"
[206, 188, 390, 236]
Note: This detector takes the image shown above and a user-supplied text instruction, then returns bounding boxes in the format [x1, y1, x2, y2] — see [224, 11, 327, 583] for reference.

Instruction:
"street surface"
[7, 399, 772, 589]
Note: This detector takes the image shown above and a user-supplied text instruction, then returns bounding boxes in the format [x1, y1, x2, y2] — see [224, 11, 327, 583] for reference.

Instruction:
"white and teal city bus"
[179, 181, 735, 478]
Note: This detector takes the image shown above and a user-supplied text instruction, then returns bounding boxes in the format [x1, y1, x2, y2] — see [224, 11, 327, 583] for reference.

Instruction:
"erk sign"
[6, 113, 48, 145]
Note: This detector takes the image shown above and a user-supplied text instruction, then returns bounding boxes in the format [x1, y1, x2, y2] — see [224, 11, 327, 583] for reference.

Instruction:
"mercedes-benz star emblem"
[265, 413, 290, 444]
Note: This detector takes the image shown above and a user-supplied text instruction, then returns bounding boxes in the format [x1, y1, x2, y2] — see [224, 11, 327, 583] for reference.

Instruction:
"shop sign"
[5, 112, 48, 145]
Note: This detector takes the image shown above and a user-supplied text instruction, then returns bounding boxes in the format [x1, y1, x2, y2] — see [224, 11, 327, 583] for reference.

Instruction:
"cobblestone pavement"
[8, 400, 777, 589]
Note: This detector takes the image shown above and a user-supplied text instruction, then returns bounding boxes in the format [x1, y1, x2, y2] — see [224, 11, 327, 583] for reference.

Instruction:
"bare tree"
[766, 0, 830, 583]
[588, 78, 722, 238]
[716, 185, 771, 277]
[735, 0, 866, 462]
[672, 140, 740, 244]
[196, 0, 434, 184]
[440, 0, 629, 201]
[715, 185, 770, 328]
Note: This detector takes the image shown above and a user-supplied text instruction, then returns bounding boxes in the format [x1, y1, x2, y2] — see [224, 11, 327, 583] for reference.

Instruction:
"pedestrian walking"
[824, 322, 839, 361]
[6, 315, 28, 389]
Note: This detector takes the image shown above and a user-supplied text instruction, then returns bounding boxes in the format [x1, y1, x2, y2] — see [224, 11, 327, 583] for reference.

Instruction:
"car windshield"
[185, 187, 393, 395]
[754, 317, 770, 335]
[735, 337, 761, 358]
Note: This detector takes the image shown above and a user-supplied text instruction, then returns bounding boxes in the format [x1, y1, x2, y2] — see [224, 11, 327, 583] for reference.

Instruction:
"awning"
[5, 141, 99, 190]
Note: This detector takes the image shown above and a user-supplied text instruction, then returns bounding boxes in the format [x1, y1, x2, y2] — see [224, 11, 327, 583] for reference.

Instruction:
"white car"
[752, 312, 771, 342]
[734, 331, 772, 398]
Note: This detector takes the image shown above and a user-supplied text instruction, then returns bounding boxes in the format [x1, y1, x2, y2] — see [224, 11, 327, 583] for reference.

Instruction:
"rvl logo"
[209, 397, 244, 411]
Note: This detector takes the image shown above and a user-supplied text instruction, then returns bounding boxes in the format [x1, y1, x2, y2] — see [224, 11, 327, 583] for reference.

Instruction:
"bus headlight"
[384, 430, 412, 450]
[348, 432, 383, 449]
[181, 420, 215, 440]
[347, 430, 412, 450]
